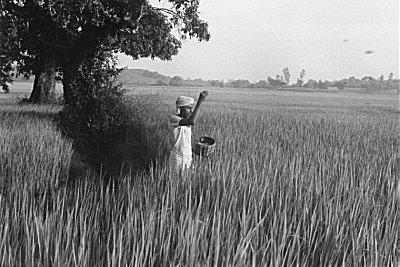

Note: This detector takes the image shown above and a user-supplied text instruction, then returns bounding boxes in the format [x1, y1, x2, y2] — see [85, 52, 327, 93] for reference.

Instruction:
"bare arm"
[179, 91, 208, 126]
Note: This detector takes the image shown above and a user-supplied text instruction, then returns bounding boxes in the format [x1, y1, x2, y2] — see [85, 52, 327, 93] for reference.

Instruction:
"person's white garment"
[169, 115, 192, 174]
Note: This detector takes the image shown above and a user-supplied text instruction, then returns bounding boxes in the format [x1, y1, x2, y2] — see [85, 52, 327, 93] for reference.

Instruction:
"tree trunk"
[62, 57, 85, 105]
[62, 67, 73, 105]
[29, 52, 57, 103]
[62, 44, 95, 105]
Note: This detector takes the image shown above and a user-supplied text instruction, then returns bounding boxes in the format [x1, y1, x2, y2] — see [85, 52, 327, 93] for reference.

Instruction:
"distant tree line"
[162, 76, 224, 87]
[226, 68, 399, 90]
[161, 68, 399, 91]
[6, 66, 399, 91]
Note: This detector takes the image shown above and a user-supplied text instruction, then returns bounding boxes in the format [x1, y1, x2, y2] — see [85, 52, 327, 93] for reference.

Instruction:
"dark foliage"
[58, 54, 131, 172]
[0, 0, 210, 102]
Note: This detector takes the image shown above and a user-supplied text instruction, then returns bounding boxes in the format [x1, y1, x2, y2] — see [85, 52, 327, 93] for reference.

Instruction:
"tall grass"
[142, 106, 399, 266]
[0, 92, 398, 266]
[0, 105, 72, 197]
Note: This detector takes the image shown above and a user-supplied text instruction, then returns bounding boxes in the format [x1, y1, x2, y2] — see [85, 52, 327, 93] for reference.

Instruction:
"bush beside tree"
[58, 54, 161, 174]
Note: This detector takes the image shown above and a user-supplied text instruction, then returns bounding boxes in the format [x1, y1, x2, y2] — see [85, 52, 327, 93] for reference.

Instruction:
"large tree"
[282, 67, 290, 86]
[0, 0, 210, 103]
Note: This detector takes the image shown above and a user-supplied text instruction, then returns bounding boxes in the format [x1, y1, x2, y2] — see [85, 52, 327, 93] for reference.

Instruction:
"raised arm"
[179, 91, 209, 126]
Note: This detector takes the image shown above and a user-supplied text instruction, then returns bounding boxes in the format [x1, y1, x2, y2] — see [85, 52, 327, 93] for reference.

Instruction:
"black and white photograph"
[0, 0, 399, 265]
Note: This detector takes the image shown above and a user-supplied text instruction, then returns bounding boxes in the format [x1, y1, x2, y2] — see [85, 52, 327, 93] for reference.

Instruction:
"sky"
[117, 0, 399, 82]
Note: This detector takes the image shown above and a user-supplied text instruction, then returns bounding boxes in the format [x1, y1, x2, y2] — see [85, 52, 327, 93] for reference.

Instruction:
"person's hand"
[199, 91, 209, 101]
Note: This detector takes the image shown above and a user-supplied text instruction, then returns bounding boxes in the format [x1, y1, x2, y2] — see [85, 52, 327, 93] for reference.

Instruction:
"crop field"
[0, 83, 399, 266]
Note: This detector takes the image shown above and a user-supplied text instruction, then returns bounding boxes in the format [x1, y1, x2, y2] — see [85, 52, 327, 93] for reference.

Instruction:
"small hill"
[8, 68, 213, 87]
[117, 68, 171, 86]
[7, 68, 171, 85]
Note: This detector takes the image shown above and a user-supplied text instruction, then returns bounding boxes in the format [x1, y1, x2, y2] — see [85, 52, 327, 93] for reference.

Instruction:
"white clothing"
[169, 152, 192, 174]
[169, 115, 192, 174]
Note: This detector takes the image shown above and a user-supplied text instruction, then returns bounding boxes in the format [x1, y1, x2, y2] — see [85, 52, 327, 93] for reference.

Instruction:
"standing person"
[169, 91, 209, 175]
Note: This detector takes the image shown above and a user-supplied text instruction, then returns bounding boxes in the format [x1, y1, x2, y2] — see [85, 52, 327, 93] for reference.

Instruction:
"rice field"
[0, 83, 399, 266]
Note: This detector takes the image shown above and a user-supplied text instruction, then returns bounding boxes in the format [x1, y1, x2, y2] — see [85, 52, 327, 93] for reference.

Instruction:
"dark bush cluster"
[58, 56, 161, 174]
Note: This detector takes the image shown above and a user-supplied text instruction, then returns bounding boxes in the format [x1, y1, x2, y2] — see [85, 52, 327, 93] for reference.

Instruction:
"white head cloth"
[176, 96, 194, 108]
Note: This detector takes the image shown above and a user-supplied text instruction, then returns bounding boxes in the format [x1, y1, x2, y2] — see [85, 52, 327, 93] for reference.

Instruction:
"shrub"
[157, 80, 168, 86]
[58, 56, 163, 173]
[169, 76, 184, 86]
[58, 56, 130, 170]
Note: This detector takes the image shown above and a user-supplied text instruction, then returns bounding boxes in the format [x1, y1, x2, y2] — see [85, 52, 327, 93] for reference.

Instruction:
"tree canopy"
[0, 0, 210, 103]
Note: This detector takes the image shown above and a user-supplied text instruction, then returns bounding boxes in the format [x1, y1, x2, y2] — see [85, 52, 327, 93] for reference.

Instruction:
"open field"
[138, 85, 399, 120]
[0, 82, 399, 265]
